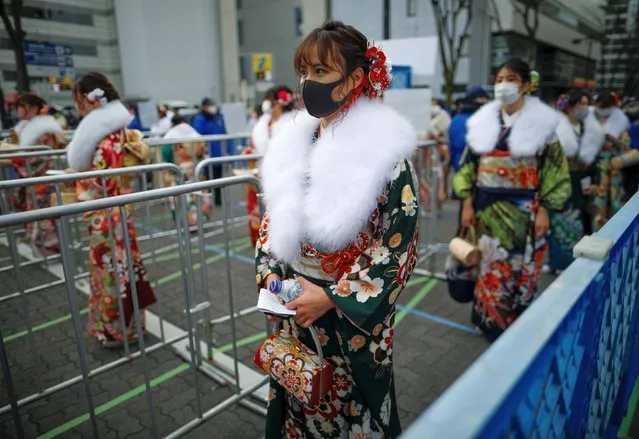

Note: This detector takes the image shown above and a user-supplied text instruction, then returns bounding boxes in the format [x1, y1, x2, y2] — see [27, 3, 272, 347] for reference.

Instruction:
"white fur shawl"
[555, 111, 606, 165]
[591, 106, 630, 139]
[67, 100, 132, 171]
[251, 112, 297, 155]
[260, 98, 417, 263]
[466, 96, 560, 157]
[18, 115, 63, 147]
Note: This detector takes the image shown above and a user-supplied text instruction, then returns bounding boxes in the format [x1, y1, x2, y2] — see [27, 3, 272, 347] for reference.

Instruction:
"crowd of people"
[3, 17, 639, 439]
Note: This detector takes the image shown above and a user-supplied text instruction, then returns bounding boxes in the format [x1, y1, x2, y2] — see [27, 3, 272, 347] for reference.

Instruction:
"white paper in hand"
[257, 288, 296, 317]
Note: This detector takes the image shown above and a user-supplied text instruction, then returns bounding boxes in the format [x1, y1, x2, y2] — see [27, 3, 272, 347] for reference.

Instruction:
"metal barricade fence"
[0, 149, 68, 181]
[413, 140, 449, 280]
[0, 164, 186, 300]
[402, 192, 639, 438]
[0, 175, 268, 438]
[146, 133, 251, 189]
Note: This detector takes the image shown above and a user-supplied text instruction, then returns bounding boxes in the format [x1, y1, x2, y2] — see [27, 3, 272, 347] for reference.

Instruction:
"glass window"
[295, 6, 303, 36]
[238, 20, 244, 46]
[237, 0, 242, 9]
[0, 37, 13, 50]
[22, 6, 93, 26]
[3, 71, 17, 82]
[407, 0, 417, 17]
[69, 44, 98, 56]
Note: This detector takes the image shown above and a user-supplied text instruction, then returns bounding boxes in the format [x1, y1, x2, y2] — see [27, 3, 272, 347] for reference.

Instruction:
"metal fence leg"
[222, 186, 241, 392]
[56, 217, 100, 439]
[174, 194, 205, 418]
[141, 176, 166, 343]
[2, 206, 43, 394]
[0, 327, 25, 439]
[101, 180, 131, 357]
[119, 205, 159, 438]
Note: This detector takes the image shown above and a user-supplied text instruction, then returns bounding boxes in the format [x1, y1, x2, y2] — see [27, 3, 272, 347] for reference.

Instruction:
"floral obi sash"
[477, 150, 539, 191]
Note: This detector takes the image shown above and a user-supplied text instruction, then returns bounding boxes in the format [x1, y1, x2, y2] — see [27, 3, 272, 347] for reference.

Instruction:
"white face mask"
[207, 105, 218, 115]
[494, 82, 521, 105]
[574, 107, 589, 121]
[431, 105, 441, 116]
[595, 107, 613, 119]
[261, 100, 272, 114]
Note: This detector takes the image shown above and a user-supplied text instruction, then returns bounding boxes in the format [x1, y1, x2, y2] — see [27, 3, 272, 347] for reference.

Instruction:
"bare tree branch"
[430, 0, 474, 104]
[0, 1, 17, 44]
[1, 0, 30, 92]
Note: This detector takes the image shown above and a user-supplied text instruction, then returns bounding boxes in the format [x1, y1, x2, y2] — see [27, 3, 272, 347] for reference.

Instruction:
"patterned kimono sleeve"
[255, 213, 284, 288]
[452, 147, 478, 200]
[539, 140, 572, 211]
[325, 160, 419, 334]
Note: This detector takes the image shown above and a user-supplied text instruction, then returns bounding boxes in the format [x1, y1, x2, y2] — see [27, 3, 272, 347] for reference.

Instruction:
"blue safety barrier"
[403, 192, 639, 438]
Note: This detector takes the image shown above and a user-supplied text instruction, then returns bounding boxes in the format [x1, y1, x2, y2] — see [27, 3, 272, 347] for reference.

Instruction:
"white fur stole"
[260, 99, 417, 263]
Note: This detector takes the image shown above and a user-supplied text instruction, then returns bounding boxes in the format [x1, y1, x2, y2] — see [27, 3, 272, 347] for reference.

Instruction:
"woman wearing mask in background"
[241, 89, 274, 245]
[544, 90, 605, 275]
[590, 91, 631, 231]
[163, 121, 211, 227]
[454, 58, 570, 341]
[67, 72, 156, 348]
[256, 20, 418, 438]
[246, 87, 296, 244]
[2, 93, 64, 256]
[251, 86, 297, 155]
[423, 98, 452, 205]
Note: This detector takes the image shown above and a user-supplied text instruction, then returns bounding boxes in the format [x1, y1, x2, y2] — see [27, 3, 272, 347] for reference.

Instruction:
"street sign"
[252, 53, 273, 82]
[24, 41, 74, 67]
[252, 53, 272, 74]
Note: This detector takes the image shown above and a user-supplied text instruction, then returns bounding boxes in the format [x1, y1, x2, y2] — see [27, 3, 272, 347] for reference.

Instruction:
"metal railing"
[0, 175, 268, 439]
[403, 192, 639, 438]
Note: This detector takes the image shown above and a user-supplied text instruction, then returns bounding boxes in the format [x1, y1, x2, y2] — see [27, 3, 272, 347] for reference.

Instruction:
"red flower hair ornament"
[345, 43, 393, 109]
[277, 90, 293, 107]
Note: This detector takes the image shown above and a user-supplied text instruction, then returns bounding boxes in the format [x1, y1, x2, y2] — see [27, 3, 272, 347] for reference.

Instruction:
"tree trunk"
[444, 70, 454, 106]
[14, 39, 29, 92]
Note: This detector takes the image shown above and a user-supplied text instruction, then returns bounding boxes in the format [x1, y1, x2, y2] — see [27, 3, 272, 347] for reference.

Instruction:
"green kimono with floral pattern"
[255, 159, 419, 439]
[453, 136, 570, 341]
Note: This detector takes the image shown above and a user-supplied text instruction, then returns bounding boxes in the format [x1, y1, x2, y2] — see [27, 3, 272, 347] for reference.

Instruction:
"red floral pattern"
[81, 130, 156, 345]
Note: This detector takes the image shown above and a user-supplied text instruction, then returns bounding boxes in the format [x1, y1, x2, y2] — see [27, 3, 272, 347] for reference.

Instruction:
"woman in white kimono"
[255, 20, 419, 439]
[545, 90, 605, 274]
[3, 93, 64, 256]
[245, 86, 297, 244]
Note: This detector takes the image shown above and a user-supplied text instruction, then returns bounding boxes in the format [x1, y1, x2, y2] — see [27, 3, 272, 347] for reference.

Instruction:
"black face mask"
[301, 79, 350, 118]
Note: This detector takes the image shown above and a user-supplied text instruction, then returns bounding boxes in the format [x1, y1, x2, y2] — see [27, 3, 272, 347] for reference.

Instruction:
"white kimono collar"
[555, 111, 606, 165]
[466, 96, 560, 157]
[18, 115, 63, 147]
[251, 111, 297, 155]
[260, 98, 417, 263]
[66, 100, 132, 171]
[590, 106, 630, 139]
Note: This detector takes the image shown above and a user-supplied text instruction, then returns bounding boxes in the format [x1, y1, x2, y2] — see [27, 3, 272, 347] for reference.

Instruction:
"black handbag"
[445, 254, 477, 303]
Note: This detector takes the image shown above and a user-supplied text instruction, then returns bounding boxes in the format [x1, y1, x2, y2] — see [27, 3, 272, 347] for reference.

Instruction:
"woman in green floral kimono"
[545, 90, 605, 274]
[590, 91, 631, 231]
[453, 58, 571, 342]
[256, 20, 419, 438]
